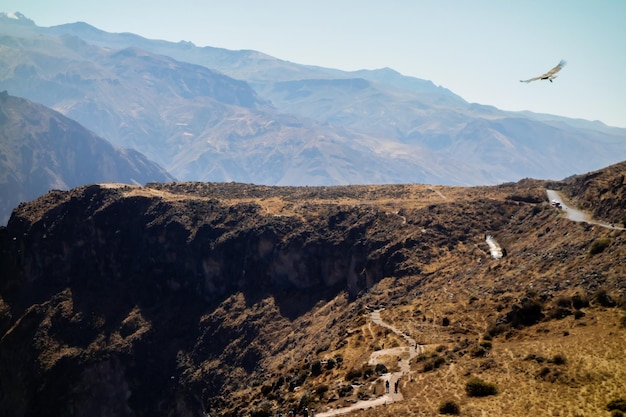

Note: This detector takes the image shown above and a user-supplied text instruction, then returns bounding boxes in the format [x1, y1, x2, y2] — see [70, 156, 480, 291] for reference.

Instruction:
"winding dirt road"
[316, 309, 422, 417]
[546, 189, 625, 230]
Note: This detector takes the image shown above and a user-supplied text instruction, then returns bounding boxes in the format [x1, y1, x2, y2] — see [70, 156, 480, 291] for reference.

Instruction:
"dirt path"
[316, 309, 422, 417]
[546, 190, 625, 230]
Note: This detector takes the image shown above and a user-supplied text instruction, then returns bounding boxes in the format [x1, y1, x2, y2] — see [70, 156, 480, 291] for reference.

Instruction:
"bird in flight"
[520, 60, 566, 83]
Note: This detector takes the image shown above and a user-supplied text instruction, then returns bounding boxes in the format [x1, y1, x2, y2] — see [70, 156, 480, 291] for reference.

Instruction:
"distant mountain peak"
[0, 11, 35, 24]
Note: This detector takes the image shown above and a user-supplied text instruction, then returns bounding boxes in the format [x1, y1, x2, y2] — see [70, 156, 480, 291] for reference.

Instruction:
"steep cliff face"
[0, 183, 434, 415]
[0, 181, 553, 416]
[2, 184, 409, 302]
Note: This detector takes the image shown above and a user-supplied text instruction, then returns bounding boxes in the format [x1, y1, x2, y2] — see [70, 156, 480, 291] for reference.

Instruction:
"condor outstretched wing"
[520, 60, 566, 83]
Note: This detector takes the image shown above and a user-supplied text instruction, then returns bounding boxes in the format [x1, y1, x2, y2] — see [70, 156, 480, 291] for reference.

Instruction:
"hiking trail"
[316, 309, 423, 416]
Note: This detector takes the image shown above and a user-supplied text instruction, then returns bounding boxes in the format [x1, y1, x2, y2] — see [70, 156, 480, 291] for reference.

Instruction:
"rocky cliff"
[1, 176, 624, 417]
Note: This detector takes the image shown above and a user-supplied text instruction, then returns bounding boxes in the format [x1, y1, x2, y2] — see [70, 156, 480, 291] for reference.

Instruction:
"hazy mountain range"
[1, 12, 625, 191]
[0, 92, 174, 224]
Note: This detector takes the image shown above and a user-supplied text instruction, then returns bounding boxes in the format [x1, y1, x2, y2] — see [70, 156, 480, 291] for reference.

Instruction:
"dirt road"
[546, 189, 625, 230]
[316, 309, 422, 416]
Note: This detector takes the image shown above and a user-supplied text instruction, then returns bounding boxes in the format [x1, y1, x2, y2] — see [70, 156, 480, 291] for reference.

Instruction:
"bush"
[362, 365, 375, 379]
[505, 297, 544, 327]
[315, 384, 329, 398]
[261, 384, 273, 396]
[337, 384, 353, 397]
[556, 296, 572, 308]
[423, 355, 446, 372]
[465, 377, 498, 397]
[439, 400, 460, 415]
[374, 363, 388, 375]
[594, 289, 617, 307]
[310, 359, 322, 376]
[608, 398, 626, 412]
[572, 293, 590, 309]
[345, 368, 361, 381]
[551, 354, 567, 365]
[589, 238, 611, 255]
[471, 347, 487, 358]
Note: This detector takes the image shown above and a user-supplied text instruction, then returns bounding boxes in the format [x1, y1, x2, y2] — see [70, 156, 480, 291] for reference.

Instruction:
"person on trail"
[394, 380, 399, 394]
[385, 380, 390, 393]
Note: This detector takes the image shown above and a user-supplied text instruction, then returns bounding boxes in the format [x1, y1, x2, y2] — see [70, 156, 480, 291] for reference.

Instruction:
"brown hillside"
[560, 160, 626, 225]
[0, 173, 625, 417]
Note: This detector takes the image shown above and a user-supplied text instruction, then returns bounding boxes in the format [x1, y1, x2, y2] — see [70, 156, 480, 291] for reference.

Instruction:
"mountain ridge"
[1, 12, 625, 187]
[0, 92, 174, 224]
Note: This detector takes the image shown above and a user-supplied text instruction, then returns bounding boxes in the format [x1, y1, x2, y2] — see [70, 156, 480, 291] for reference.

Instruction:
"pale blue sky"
[2, 0, 626, 127]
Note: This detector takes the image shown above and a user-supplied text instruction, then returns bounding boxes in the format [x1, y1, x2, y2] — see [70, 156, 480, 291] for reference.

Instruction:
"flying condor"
[520, 60, 566, 83]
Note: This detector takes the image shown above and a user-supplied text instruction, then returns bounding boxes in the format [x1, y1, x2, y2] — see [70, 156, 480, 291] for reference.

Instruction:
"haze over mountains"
[1, 12, 625, 197]
[0, 92, 173, 224]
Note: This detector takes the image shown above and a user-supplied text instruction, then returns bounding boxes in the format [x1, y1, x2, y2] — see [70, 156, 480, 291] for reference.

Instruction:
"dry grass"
[315, 302, 626, 417]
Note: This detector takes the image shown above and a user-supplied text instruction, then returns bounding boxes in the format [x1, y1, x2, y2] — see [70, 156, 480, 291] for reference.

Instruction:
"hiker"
[394, 380, 399, 394]
[385, 380, 390, 393]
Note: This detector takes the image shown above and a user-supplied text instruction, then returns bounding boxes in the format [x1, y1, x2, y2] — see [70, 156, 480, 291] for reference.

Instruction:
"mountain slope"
[1, 12, 625, 187]
[0, 92, 174, 224]
[0, 18, 484, 186]
[1, 164, 625, 416]
[34, 16, 626, 184]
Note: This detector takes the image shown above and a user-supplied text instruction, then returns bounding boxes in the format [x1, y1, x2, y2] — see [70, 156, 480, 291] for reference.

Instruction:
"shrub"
[594, 289, 617, 307]
[551, 354, 567, 365]
[326, 358, 337, 370]
[479, 340, 493, 349]
[374, 363, 388, 375]
[486, 323, 509, 337]
[537, 366, 551, 378]
[345, 368, 361, 381]
[572, 293, 590, 309]
[465, 377, 498, 397]
[549, 306, 573, 320]
[316, 343, 330, 354]
[442, 317, 450, 326]
[315, 384, 329, 398]
[471, 347, 487, 358]
[589, 238, 611, 255]
[337, 384, 353, 397]
[310, 360, 322, 376]
[505, 297, 544, 327]
[423, 355, 446, 372]
[556, 296, 572, 308]
[439, 400, 460, 415]
[362, 365, 375, 379]
[608, 398, 626, 412]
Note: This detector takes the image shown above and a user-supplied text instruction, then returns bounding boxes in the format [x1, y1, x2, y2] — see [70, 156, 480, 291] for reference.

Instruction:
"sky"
[2, 0, 626, 128]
